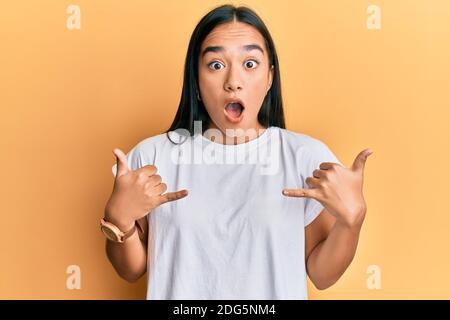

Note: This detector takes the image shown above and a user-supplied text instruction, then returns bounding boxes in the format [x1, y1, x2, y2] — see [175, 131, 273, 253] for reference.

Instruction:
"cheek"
[199, 67, 220, 87]
[253, 69, 270, 89]
[247, 73, 270, 104]
[198, 72, 221, 116]
[198, 71, 222, 102]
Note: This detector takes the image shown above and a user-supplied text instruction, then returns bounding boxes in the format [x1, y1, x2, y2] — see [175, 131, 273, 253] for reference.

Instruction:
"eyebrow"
[201, 44, 265, 57]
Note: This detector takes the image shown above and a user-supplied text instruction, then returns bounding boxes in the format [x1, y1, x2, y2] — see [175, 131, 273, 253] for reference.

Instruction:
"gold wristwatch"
[100, 218, 137, 243]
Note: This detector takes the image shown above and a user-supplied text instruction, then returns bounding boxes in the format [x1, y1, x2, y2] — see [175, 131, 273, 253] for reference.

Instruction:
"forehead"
[201, 21, 265, 52]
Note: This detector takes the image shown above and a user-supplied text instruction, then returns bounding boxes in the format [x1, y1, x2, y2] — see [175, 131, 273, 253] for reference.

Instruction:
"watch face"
[101, 225, 119, 242]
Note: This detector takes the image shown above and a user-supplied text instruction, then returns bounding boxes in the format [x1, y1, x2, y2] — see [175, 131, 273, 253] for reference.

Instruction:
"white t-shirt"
[112, 126, 342, 299]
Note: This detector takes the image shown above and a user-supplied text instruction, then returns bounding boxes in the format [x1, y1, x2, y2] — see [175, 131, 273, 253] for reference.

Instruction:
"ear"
[267, 65, 274, 93]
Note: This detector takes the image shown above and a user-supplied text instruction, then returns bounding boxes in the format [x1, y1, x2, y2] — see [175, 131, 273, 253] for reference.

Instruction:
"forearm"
[104, 214, 147, 283]
[106, 232, 147, 283]
[306, 214, 364, 290]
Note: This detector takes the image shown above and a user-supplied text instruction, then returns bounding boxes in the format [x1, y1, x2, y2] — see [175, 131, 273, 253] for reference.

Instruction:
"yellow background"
[1, 0, 449, 299]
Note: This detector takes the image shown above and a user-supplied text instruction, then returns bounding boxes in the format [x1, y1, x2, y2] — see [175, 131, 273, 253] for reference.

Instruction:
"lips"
[224, 99, 245, 123]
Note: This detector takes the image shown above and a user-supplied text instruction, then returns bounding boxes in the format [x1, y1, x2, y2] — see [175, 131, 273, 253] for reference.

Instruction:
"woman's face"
[198, 21, 274, 139]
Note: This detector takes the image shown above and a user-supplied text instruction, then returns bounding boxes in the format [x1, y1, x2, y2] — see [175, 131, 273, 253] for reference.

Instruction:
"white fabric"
[111, 126, 342, 299]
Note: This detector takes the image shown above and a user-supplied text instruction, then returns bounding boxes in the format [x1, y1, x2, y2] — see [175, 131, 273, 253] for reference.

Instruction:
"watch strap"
[120, 222, 137, 242]
[101, 218, 137, 243]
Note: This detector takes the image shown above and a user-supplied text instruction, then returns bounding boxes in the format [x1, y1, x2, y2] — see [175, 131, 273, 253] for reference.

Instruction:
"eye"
[208, 61, 225, 70]
[245, 59, 259, 69]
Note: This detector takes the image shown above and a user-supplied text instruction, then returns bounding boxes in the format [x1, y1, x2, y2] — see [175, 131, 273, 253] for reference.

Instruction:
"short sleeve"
[300, 138, 343, 227]
[111, 144, 143, 177]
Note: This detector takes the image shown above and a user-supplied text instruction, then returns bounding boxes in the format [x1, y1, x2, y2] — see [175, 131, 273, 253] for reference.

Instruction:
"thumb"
[112, 148, 130, 177]
[351, 148, 373, 173]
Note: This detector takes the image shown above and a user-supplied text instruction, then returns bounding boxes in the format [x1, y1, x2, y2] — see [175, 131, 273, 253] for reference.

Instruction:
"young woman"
[102, 4, 372, 299]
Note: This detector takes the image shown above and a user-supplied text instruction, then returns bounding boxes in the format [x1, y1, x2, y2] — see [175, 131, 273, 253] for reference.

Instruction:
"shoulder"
[133, 130, 195, 163]
[274, 127, 332, 152]
[136, 130, 192, 149]
[273, 127, 342, 166]
[132, 130, 188, 154]
[112, 132, 174, 175]
[134, 132, 172, 150]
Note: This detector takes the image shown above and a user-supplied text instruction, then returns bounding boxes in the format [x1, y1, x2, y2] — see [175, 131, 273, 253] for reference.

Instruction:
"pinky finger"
[282, 188, 319, 200]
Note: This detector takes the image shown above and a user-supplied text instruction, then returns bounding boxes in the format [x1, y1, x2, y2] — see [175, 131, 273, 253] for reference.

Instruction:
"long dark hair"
[166, 4, 285, 142]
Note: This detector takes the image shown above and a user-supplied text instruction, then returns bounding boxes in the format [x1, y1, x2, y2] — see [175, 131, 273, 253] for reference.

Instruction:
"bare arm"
[105, 148, 188, 283]
[105, 215, 149, 283]
[305, 208, 365, 290]
[285, 149, 372, 290]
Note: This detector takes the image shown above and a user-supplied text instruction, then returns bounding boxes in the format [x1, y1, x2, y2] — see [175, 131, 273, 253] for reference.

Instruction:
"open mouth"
[224, 102, 245, 122]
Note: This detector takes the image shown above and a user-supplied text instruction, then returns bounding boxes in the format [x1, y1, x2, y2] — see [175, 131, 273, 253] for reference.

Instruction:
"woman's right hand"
[104, 148, 188, 231]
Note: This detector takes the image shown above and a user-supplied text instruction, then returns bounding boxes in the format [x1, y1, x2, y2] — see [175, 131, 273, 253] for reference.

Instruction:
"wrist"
[336, 210, 366, 232]
[104, 211, 135, 232]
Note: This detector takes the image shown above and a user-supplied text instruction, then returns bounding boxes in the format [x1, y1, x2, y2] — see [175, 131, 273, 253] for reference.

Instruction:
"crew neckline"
[194, 126, 275, 153]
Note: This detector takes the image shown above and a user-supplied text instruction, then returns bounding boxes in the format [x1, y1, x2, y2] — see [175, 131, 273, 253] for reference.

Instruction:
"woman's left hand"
[282, 148, 373, 228]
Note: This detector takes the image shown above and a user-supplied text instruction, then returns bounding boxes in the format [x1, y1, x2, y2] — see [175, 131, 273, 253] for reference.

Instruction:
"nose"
[224, 65, 243, 92]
